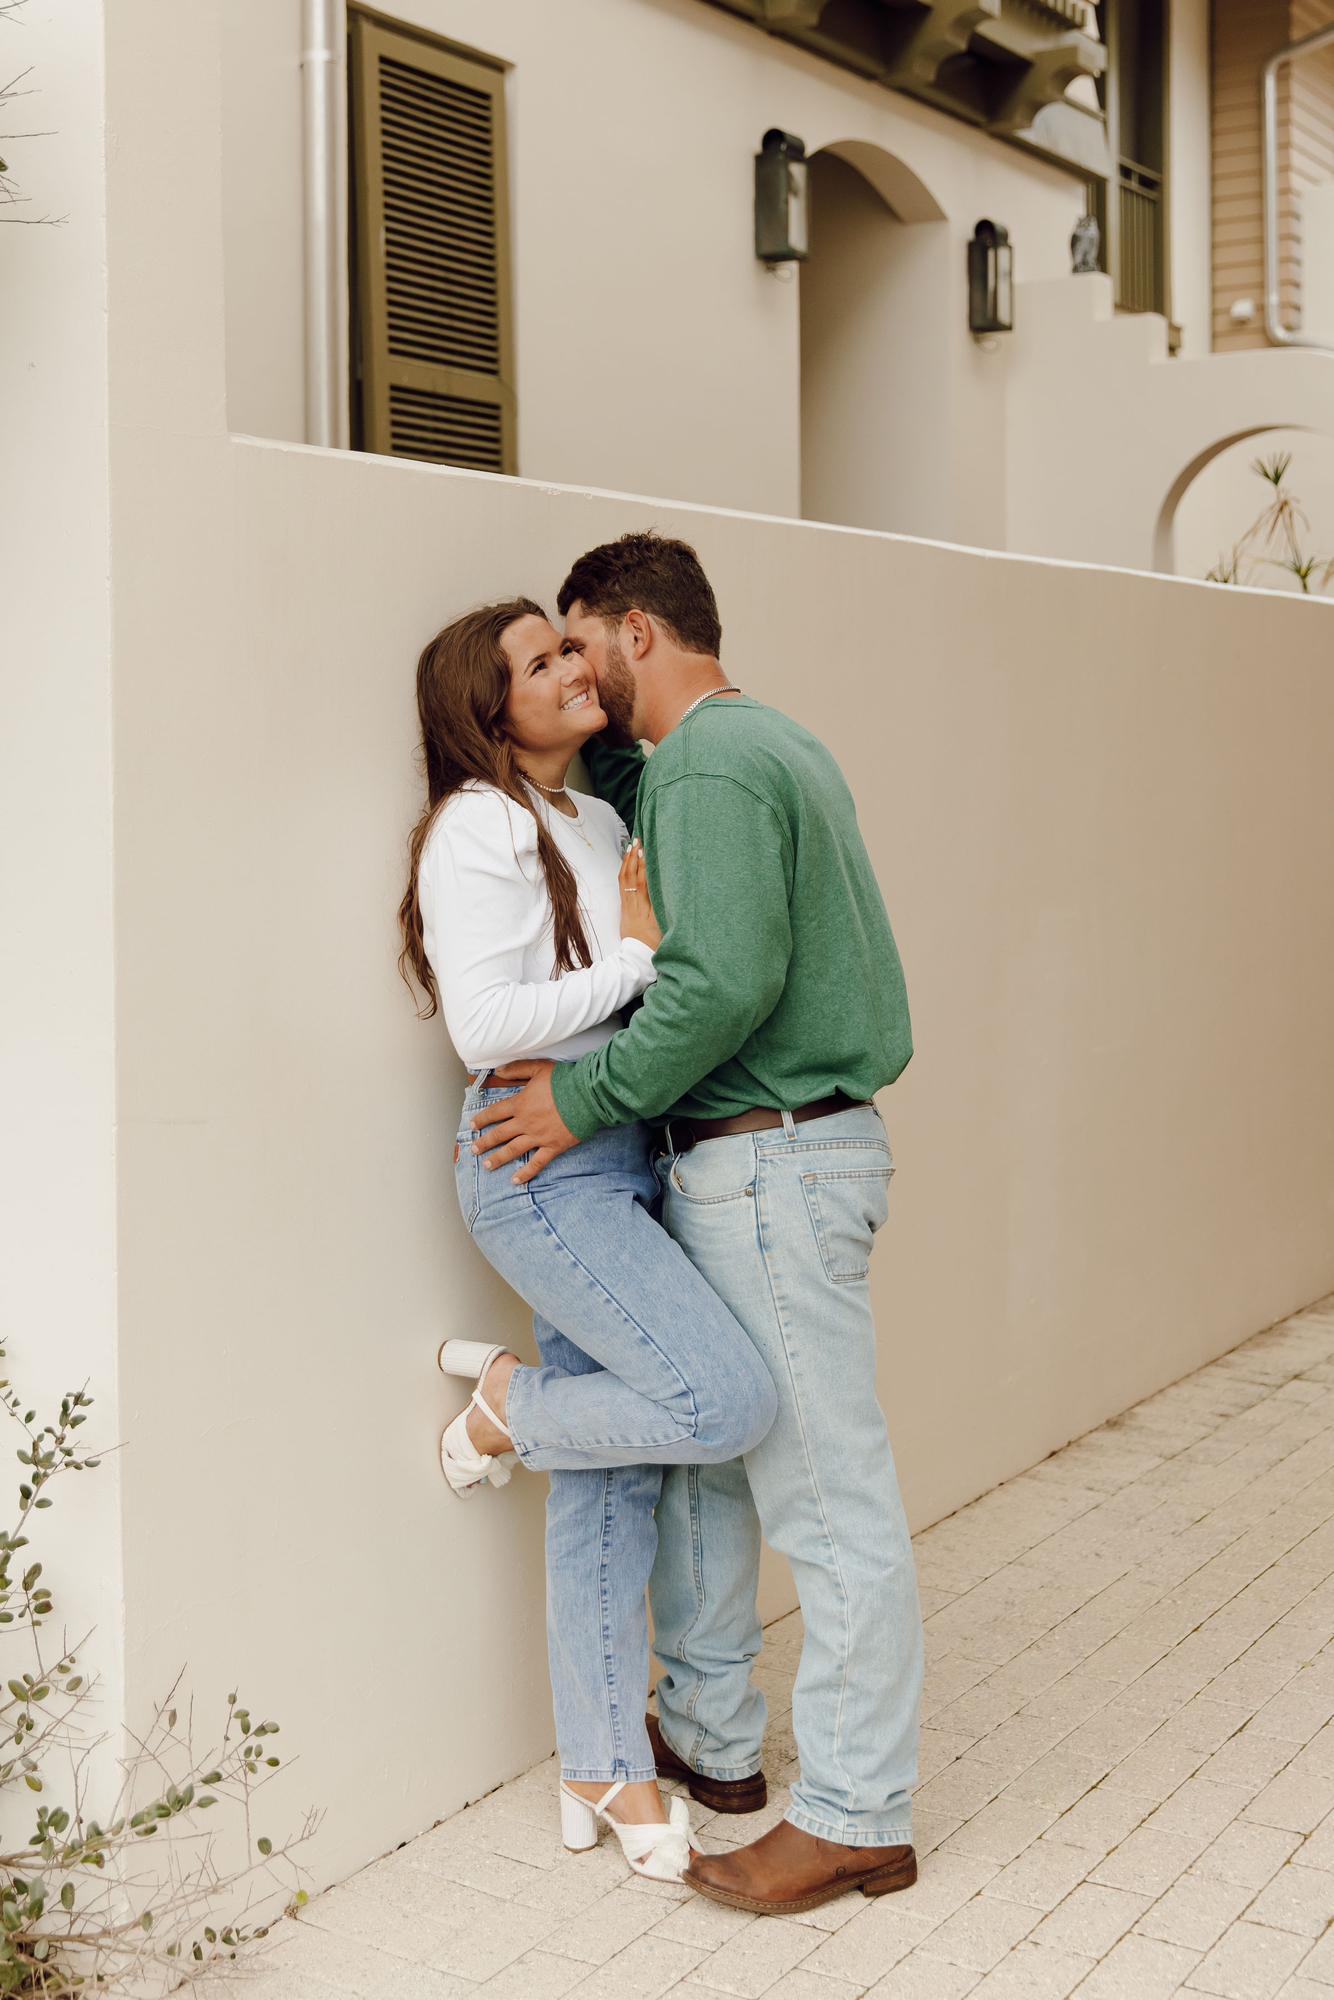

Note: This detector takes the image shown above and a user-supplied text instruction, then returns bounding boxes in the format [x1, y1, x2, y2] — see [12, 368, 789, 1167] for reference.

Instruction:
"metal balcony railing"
[1115, 157, 1163, 314]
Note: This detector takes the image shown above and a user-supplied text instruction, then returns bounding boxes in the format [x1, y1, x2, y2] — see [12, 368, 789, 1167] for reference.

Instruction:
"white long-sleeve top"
[418, 782, 657, 1070]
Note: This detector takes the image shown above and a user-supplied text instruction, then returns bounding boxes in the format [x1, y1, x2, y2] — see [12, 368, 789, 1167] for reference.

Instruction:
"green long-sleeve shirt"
[552, 697, 912, 1141]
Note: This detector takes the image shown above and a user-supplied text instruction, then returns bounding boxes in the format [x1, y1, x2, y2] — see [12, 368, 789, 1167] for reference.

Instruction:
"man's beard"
[596, 636, 638, 746]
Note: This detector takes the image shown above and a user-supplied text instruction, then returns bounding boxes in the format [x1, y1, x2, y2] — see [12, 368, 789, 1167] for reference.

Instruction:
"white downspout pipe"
[1262, 20, 1334, 351]
[301, 0, 340, 444]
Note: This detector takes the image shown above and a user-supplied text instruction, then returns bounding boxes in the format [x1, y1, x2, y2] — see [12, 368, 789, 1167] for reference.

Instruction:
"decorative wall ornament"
[700, 0, 1111, 179]
[991, 31, 1107, 133]
[1071, 212, 1101, 272]
[883, 1, 1002, 91]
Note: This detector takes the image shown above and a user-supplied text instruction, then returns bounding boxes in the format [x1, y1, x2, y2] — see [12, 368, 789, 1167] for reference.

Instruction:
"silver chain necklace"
[679, 685, 743, 725]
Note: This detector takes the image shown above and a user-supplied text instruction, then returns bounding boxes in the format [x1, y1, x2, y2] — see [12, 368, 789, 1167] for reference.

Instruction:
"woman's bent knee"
[744, 1369, 779, 1453]
[697, 1358, 777, 1461]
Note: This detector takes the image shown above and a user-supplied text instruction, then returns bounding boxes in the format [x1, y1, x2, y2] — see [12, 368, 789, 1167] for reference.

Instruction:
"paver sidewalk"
[219, 1291, 1334, 1999]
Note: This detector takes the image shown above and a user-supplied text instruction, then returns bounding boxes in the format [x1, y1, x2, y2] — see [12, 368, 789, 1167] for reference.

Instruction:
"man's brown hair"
[556, 531, 722, 657]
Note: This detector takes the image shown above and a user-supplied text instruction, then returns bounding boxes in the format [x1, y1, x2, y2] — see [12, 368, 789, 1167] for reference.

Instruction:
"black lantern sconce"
[968, 219, 1014, 336]
[755, 129, 810, 265]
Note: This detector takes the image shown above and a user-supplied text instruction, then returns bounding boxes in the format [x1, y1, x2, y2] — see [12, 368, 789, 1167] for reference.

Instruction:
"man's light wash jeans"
[649, 1103, 923, 1848]
[454, 1076, 777, 1784]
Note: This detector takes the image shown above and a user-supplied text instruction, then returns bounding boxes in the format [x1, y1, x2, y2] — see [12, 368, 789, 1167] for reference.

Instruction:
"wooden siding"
[1212, 0, 1334, 350]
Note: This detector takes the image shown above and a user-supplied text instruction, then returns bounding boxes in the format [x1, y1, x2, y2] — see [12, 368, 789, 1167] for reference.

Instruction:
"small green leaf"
[257, 1837, 272, 1856]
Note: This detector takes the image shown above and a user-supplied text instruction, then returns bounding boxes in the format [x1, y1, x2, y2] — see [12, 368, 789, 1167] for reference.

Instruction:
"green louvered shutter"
[350, 15, 516, 472]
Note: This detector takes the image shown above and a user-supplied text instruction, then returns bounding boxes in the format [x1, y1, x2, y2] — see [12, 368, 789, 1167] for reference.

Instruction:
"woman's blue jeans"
[454, 1078, 777, 1783]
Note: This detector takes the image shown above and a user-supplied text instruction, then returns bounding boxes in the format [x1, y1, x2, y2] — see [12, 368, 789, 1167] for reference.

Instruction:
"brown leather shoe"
[646, 1712, 767, 1815]
[684, 1817, 916, 1914]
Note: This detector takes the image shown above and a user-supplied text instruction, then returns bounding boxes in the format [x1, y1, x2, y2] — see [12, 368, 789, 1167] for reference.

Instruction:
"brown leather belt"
[665, 1092, 868, 1154]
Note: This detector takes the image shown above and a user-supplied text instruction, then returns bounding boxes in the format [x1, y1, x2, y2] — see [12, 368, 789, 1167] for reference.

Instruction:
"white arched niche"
[799, 141, 951, 539]
[1160, 427, 1334, 589]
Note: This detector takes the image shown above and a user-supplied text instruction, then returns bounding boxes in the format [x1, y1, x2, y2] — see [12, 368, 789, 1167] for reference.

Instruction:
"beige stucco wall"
[799, 151, 956, 539]
[102, 0, 1334, 1894]
[219, 0, 1332, 576]
[106, 431, 1334, 1892]
[1174, 427, 1334, 586]
[1005, 273, 1334, 571]
[1170, 0, 1215, 357]
[221, 0, 1091, 540]
[0, 0, 125, 1781]
[11, 0, 1334, 1902]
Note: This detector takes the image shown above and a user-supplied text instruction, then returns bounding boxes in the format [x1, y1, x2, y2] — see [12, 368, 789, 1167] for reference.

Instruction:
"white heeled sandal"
[559, 1780, 693, 1882]
[438, 1339, 518, 1497]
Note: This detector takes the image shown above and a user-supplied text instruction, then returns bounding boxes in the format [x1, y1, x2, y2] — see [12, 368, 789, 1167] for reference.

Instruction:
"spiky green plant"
[1207, 452, 1334, 595]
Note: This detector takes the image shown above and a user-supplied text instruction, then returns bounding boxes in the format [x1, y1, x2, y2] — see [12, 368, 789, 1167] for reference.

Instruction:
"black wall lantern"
[755, 129, 810, 264]
[968, 219, 1014, 335]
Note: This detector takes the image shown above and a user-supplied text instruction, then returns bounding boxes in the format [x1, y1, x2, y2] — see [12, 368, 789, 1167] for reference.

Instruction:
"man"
[473, 532, 923, 1915]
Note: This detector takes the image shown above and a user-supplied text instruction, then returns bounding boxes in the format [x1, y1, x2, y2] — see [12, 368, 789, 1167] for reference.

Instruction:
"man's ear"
[624, 609, 653, 660]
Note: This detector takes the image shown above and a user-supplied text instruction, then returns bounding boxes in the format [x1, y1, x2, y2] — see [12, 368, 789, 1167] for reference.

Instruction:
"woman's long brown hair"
[398, 598, 594, 1019]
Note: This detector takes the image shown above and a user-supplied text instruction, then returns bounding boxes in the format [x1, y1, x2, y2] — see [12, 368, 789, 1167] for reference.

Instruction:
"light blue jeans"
[649, 1105, 923, 1847]
[454, 1077, 777, 1783]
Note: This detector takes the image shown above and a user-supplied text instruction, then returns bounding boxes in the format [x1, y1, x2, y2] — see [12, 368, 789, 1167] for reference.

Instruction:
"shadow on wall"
[799, 141, 951, 541]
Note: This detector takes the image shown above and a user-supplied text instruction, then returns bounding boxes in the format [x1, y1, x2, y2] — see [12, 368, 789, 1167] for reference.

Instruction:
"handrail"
[1262, 20, 1334, 351]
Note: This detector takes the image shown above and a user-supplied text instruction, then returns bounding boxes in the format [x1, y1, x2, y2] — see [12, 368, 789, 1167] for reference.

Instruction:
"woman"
[398, 598, 777, 1884]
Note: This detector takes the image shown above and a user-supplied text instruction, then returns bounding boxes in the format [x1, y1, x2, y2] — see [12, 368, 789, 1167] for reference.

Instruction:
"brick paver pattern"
[226, 1292, 1334, 1999]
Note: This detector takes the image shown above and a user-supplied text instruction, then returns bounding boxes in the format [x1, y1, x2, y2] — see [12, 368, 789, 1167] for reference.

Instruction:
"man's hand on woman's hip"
[471, 1060, 579, 1185]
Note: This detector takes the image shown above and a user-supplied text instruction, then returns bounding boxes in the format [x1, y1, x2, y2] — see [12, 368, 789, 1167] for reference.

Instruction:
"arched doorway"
[799, 143, 950, 538]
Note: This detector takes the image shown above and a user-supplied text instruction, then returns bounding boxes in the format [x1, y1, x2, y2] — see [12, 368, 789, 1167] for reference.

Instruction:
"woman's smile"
[551, 675, 604, 735]
[499, 612, 607, 752]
